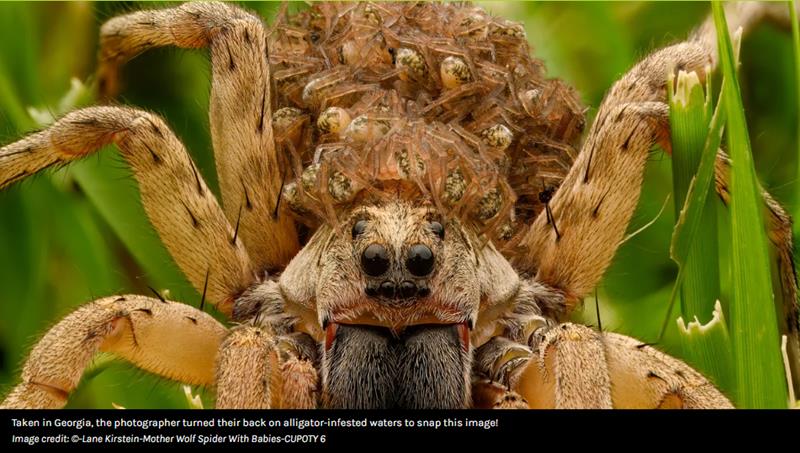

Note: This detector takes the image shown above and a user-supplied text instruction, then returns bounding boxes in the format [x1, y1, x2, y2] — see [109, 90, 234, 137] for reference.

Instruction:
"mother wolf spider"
[1, 1, 798, 409]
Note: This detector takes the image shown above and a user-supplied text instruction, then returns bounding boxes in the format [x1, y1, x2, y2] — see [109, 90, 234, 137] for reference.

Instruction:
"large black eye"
[352, 220, 368, 238]
[429, 221, 444, 239]
[361, 243, 390, 277]
[405, 244, 434, 276]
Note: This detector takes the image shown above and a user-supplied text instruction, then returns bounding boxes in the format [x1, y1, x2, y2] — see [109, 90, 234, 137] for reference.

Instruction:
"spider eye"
[406, 244, 434, 277]
[361, 244, 390, 277]
[352, 220, 368, 238]
[429, 221, 444, 239]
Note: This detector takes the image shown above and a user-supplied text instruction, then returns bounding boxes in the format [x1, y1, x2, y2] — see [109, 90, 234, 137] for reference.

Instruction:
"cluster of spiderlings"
[270, 2, 585, 244]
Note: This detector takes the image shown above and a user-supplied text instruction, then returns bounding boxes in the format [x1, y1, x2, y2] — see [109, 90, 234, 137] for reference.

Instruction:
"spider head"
[311, 197, 480, 333]
[276, 196, 489, 408]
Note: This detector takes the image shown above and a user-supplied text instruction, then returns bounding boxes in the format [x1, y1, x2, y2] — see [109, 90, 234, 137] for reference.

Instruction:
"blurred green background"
[0, 1, 796, 408]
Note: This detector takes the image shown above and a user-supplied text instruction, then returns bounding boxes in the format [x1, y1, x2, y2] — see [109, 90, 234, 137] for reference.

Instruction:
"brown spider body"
[1, 1, 798, 409]
[241, 3, 584, 408]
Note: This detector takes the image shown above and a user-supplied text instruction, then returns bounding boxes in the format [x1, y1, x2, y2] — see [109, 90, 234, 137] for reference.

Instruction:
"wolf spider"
[1, 1, 798, 409]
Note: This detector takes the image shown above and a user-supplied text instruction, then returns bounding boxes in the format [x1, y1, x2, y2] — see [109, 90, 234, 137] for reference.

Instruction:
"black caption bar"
[0, 409, 795, 450]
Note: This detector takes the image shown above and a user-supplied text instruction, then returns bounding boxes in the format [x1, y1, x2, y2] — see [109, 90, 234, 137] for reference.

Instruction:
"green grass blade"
[665, 69, 734, 392]
[713, 0, 788, 408]
[670, 92, 725, 269]
[658, 74, 726, 342]
[669, 70, 719, 323]
[677, 301, 734, 394]
[791, 0, 800, 233]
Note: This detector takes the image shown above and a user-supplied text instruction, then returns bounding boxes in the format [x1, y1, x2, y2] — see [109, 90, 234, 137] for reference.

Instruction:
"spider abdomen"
[270, 2, 586, 247]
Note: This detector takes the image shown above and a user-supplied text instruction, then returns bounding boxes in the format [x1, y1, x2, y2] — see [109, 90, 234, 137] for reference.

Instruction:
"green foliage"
[792, 0, 800, 230]
[712, 1, 788, 408]
[0, 2, 796, 408]
[668, 69, 719, 325]
[667, 68, 732, 396]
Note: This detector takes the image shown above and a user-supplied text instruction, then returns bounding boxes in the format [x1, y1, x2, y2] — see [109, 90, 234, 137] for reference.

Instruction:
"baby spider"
[1, 1, 798, 409]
